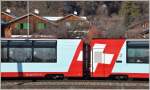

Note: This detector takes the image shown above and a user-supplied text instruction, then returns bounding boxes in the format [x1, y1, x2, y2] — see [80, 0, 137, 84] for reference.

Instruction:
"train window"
[1, 48, 8, 62]
[7, 40, 32, 62]
[1, 40, 57, 63]
[9, 48, 32, 62]
[127, 41, 149, 64]
[1, 41, 8, 62]
[127, 48, 149, 63]
[1, 40, 8, 47]
[33, 48, 56, 62]
[32, 40, 57, 62]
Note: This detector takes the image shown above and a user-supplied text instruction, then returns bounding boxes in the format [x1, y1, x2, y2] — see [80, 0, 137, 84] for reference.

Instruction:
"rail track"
[1, 79, 149, 89]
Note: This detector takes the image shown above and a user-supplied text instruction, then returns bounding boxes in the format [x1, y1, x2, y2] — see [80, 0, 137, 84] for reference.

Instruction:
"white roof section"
[78, 16, 87, 20]
[43, 16, 87, 21]
[43, 16, 63, 21]
[1, 12, 16, 18]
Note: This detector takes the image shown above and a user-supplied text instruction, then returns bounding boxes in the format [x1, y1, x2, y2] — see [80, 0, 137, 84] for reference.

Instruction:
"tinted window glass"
[127, 41, 149, 48]
[1, 48, 8, 62]
[9, 41, 32, 47]
[1, 40, 57, 63]
[9, 48, 32, 62]
[127, 48, 149, 63]
[33, 48, 56, 62]
[33, 41, 56, 47]
[1, 41, 8, 47]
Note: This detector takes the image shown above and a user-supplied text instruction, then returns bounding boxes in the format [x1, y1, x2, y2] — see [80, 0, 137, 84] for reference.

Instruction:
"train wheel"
[45, 74, 64, 80]
[110, 75, 128, 80]
[115, 75, 128, 80]
[53, 75, 64, 80]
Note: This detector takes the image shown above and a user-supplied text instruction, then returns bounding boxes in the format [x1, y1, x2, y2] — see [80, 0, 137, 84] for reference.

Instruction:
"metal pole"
[27, 0, 29, 39]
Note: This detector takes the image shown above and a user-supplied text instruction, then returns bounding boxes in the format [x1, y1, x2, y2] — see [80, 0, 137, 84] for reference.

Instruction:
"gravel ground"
[1, 79, 149, 89]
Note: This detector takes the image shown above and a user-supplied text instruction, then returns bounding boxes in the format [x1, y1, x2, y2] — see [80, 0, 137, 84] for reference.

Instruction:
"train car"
[90, 39, 149, 79]
[1, 38, 83, 78]
[1, 38, 149, 79]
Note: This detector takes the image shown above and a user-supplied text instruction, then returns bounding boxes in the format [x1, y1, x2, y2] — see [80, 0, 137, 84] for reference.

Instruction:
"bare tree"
[105, 20, 127, 38]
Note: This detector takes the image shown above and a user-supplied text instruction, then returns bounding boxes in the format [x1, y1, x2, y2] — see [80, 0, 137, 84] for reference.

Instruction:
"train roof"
[1, 38, 81, 41]
[1, 38, 149, 41]
[126, 39, 149, 41]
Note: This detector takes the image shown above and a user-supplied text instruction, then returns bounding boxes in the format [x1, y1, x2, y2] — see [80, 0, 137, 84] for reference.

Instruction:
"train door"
[83, 43, 91, 79]
[91, 46, 105, 77]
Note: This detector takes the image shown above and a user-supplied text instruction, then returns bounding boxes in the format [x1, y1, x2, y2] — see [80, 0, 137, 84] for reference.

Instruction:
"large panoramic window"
[1, 48, 8, 62]
[33, 48, 56, 62]
[33, 40, 57, 62]
[1, 41, 8, 62]
[127, 48, 149, 63]
[8, 40, 32, 62]
[1, 40, 57, 63]
[127, 41, 149, 64]
[9, 48, 32, 62]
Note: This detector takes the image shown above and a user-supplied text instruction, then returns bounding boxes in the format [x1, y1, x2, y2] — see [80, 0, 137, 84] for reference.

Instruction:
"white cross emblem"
[91, 44, 114, 72]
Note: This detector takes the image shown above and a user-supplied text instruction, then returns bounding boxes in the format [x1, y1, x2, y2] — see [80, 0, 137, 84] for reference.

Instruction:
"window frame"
[23, 23, 29, 30]
[37, 22, 47, 30]
[16, 23, 21, 30]
[15, 23, 29, 30]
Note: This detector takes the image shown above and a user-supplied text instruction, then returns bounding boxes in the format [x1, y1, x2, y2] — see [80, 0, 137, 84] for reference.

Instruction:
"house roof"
[140, 29, 149, 35]
[1, 12, 16, 19]
[8, 13, 57, 26]
[56, 14, 87, 22]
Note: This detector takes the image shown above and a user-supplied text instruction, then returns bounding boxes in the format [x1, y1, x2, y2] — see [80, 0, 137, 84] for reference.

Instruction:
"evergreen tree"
[119, 1, 141, 26]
